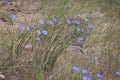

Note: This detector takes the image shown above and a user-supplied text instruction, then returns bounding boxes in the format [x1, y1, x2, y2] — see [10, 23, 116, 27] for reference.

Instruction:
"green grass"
[0, 0, 120, 80]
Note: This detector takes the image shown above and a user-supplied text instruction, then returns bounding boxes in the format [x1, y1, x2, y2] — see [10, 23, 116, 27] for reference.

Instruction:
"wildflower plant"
[0, 8, 93, 80]
[10, 14, 16, 19]
[71, 64, 120, 80]
[21, 12, 92, 80]
[72, 65, 80, 71]
[114, 70, 120, 76]
[81, 75, 92, 80]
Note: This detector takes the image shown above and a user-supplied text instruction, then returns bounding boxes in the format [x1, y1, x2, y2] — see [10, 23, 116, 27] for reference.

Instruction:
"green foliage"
[0, 27, 32, 70]
[32, 21, 72, 80]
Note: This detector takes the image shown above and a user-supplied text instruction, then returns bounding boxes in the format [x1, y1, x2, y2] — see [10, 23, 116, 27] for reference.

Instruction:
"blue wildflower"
[39, 19, 44, 24]
[66, 20, 71, 24]
[95, 72, 104, 79]
[76, 20, 80, 24]
[114, 70, 120, 76]
[87, 22, 92, 28]
[17, 23, 23, 29]
[81, 68, 89, 74]
[57, 20, 62, 25]
[81, 76, 92, 80]
[77, 37, 83, 43]
[41, 30, 48, 35]
[65, 15, 70, 19]
[84, 18, 89, 22]
[71, 18, 80, 24]
[47, 20, 54, 25]
[25, 26, 30, 31]
[72, 65, 80, 71]
[35, 37, 40, 41]
[36, 30, 41, 35]
[71, 18, 76, 24]
[10, 14, 16, 19]
[76, 27, 84, 33]
[76, 27, 81, 32]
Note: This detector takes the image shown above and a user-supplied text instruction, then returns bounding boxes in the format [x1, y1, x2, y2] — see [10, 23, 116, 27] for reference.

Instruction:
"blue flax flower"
[76, 20, 80, 24]
[81, 76, 92, 80]
[71, 18, 76, 24]
[39, 19, 44, 24]
[41, 30, 48, 35]
[81, 68, 89, 74]
[77, 37, 83, 43]
[17, 23, 23, 29]
[114, 70, 120, 76]
[57, 20, 62, 25]
[47, 20, 54, 25]
[95, 72, 104, 79]
[72, 65, 80, 71]
[84, 18, 89, 22]
[87, 22, 92, 28]
[10, 14, 16, 19]
[36, 30, 41, 35]
[71, 18, 75, 22]
[25, 26, 30, 31]
[35, 37, 40, 41]
[65, 15, 70, 19]
[66, 20, 71, 25]
[76, 27, 84, 33]
[76, 27, 81, 32]
[71, 18, 80, 24]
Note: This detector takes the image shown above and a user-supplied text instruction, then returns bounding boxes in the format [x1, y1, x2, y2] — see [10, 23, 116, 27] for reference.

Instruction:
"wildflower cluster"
[10, 12, 92, 44]
[9, 12, 95, 80]
[72, 65, 120, 80]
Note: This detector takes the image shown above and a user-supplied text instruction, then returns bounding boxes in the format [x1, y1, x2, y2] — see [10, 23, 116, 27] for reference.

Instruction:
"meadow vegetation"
[0, 0, 120, 80]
